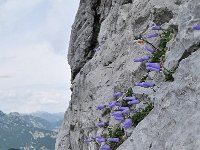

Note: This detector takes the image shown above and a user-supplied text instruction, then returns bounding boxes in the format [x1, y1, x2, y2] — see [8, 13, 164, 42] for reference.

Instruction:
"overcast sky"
[0, 0, 80, 113]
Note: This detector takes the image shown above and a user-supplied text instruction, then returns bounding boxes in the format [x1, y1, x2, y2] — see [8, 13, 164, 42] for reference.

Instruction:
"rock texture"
[56, 0, 200, 150]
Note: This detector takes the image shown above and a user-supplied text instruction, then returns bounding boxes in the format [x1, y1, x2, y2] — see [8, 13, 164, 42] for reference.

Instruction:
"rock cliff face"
[56, 0, 200, 150]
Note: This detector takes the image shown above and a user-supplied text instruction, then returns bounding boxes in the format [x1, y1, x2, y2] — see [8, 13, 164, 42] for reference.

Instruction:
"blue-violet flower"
[112, 111, 123, 116]
[108, 101, 116, 109]
[128, 100, 140, 105]
[145, 46, 154, 53]
[146, 33, 158, 38]
[146, 66, 160, 72]
[107, 138, 120, 142]
[113, 92, 123, 97]
[114, 116, 124, 121]
[84, 139, 92, 143]
[151, 26, 161, 30]
[100, 144, 111, 150]
[146, 62, 160, 69]
[118, 107, 129, 111]
[122, 108, 130, 114]
[96, 122, 106, 127]
[121, 119, 133, 130]
[96, 137, 105, 143]
[123, 96, 136, 101]
[134, 56, 149, 62]
[192, 24, 200, 30]
[96, 104, 105, 110]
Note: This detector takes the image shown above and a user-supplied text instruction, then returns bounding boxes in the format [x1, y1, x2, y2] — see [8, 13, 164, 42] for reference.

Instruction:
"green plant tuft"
[151, 30, 173, 63]
[131, 103, 154, 127]
[121, 87, 133, 107]
[108, 127, 125, 150]
[163, 68, 175, 81]
[102, 108, 111, 117]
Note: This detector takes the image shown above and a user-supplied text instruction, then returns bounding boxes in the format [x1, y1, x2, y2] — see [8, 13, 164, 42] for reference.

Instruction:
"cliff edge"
[56, 0, 200, 149]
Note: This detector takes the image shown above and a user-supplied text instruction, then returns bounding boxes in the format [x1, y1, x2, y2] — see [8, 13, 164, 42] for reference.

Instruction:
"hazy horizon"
[0, 0, 80, 113]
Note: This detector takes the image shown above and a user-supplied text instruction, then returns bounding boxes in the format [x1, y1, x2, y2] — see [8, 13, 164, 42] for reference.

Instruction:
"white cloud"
[0, 0, 80, 113]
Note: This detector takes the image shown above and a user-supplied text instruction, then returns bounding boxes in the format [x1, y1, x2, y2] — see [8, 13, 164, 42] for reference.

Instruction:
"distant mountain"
[0, 111, 57, 150]
[30, 111, 64, 123]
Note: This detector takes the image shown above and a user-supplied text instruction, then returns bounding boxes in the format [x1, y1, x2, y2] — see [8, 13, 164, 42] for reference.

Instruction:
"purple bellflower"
[113, 92, 123, 97]
[96, 137, 105, 143]
[146, 67, 160, 72]
[142, 82, 155, 88]
[145, 46, 154, 53]
[192, 24, 200, 30]
[92, 135, 101, 139]
[115, 102, 122, 106]
[84, 139, 92, 143]
[114, 115, 124, 121]
[121, 119, 133, 130]
[142, 55, 150, 61]
[146, 62, 160, 69]
[96, 122, 106, 127]
[122, 108, 130, 114]
[100, 144, 111, 150]
[107, 138, 120, 142]
[108, 101, 116, 109]
[108, 101, 122, 108]
[123, 96, 136, 101]
[96, 104, 105, 110]
[151, 26, 161, 30]
[118, 107, 129, 111]
[134, 58, 144, 62]
[146, 33, 158, 38]
[134, 55, 149, 62]
[135, 82, 155, 88]
[128, 100, 140, 105]
[112, 111, 123, 116]
[135, 82, 144, 86]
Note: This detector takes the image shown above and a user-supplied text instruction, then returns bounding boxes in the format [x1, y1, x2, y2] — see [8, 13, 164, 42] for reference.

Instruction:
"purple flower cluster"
[84, 25, 164, 148]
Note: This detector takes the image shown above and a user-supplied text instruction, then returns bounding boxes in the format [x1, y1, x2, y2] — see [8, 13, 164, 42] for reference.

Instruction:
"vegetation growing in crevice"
[102, 108, 111, 117]
[131, 103, 154, 127]
[163, 68, 175, 81]
[151, 30, 173, 63]
[108, 127, 125, 150]
[121, 87, 133, 107]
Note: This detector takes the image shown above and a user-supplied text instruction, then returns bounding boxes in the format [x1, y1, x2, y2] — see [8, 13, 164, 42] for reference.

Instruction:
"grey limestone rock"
[56, 0, 200, 149]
